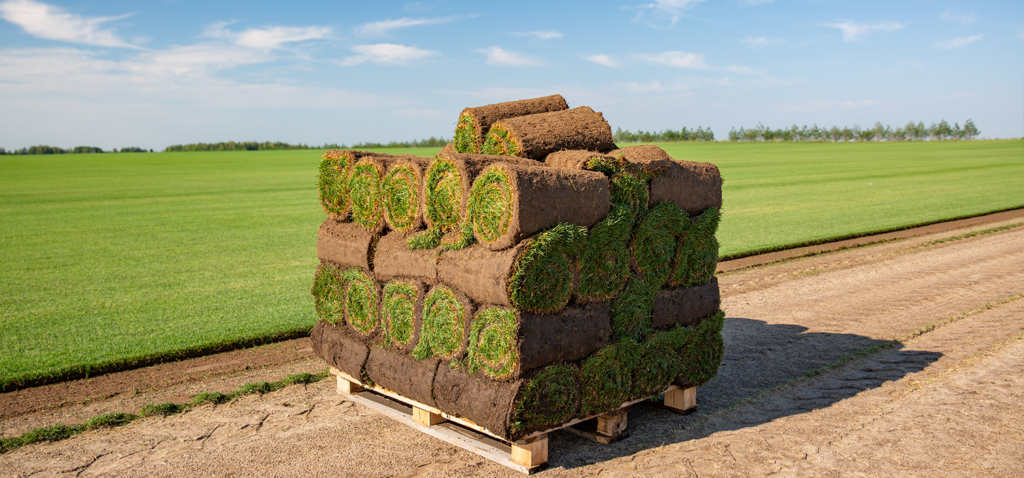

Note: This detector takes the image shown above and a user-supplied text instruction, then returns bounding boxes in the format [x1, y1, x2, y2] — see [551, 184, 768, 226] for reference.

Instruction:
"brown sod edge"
[609, 145, 674, 173]
[483, 106, 616, 159]
[364, 347, 439, 407]
[374, 231, 439, 284]
[310, 321, 370, 383]
[435, 242, 527, 307]
[317, 217, 380, 271]
[470, 162, 610, 251]
[433, 361, 522, 439]
[543, 150, 617, 171]
[651, 278, 720, 329]
[648, 159, 723, 215]
[9, 207, 1018, 394]
[457, 94, 568, 152]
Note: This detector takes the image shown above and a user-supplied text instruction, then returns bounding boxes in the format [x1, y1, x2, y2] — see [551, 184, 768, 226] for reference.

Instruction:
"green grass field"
[1, 141, 1021, 389]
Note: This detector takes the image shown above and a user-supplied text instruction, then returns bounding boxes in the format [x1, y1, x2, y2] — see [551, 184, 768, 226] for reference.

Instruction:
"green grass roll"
[310, 263, 344, 325]
[412, 285, 473, 361]
[670, 207, 722, 287]
[510, 363, 580, 436]
[382, 156, 432, 234]
[579, 340, 641, 417]
[340, 268, 381, 344]
[380, 279, 425, 353]
[455, 95, 568, 153]
[480, 107, 616, 160]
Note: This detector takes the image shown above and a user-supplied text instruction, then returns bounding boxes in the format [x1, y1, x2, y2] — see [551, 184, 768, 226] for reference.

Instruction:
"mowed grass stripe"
[1, 142, 1021, 388]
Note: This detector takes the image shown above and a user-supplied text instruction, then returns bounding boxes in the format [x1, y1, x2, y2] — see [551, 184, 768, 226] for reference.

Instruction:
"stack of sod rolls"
[310, 96, 725, 441]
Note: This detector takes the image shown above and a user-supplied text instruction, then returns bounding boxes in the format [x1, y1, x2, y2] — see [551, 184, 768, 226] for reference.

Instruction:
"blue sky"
[0, 0, 1021, 149]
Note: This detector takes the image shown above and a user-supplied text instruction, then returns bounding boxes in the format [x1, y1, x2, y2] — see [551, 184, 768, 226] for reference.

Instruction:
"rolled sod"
[412, 285, 473, 361]
[508, 223, 588, 314]
[579, 339, 642, 417]
[651, 277, 721, 330]
[365, 347, 439, 407]
[349, 154, 398, 232]
[340, 268, 381, 345]
[310, 321, 370, 382]
[436, 242, 527, 307]
[480, 106, 616, 160]
[382, 156, 432, 233]
[374, 231, 438, 285]
[609, 170, 651, 226]
[433, 362, 522, 438]
[379, 279, 425, 353]
[674, 309, 725, 388]
[311, 263, 344, 325]
[543, 150, 621, 173]
[468, 162, 609, 251]
[464, 303, 611, 381]
[576, 206, 633, 303]
[410, 152, 538, 250]
[609, 145, 673, 173]
[317, 217, 380, 271]
[630, 201, 688, 288]
[318, 149, 379, 218]
[454, 95, 568, 154]
[609, 278, 658, 342]
[632, 327, 685, 399]
[649, 159, 723, 215]
[670, 207, 722, 288]
[511, 363, 581, 436]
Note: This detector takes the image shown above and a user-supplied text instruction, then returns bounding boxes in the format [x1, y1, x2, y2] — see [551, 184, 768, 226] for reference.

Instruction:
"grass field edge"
[718, 204, 1024, 262]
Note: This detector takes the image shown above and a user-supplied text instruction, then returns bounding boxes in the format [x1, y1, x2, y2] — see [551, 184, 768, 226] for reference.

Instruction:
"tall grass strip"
[340, 268, 380, 338]
[508, 223, 588, 314]
[413, 286, 470, 361]
[580, 340, 641, 416]
[311, 264, 345, 325]
[577, 207, 634, 302]
[465, 307, 518, 380]
[511, 363, 580, 434]
[631, 201, 687, 287]
[671, 208, 722, 287]
[381, 280, 421, 350]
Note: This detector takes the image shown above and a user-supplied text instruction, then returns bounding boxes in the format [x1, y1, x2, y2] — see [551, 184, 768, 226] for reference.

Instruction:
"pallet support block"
[597, 409, 628, 437]
[413, 406, 447, 426]
[330, 367, 364, 395]
[564, 409, 630, 445]
[512, 434, 548, 467]
[664, 386, 697, 413]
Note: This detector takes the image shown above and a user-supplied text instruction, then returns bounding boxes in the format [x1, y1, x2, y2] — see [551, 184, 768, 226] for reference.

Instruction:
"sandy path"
[2, 219, 1022, 477]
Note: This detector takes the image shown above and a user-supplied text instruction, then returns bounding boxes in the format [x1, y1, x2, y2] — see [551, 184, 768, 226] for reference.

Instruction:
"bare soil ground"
[2, 214, 1022, 477]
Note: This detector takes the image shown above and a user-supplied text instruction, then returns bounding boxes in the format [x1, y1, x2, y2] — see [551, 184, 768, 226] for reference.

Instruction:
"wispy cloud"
[512, 30, 564, 40]
[632, 0, 709, 26]
[355, 16, 457, 37]
[0, 0, 141, 48]
[825, 20, 907, 42]
[474, 46, 542, 67]
[935, 35, 983, 49]
[635, 51, 709, 69]
[203, 22, 332, 51]
[338, 43, 439, 66]
[941, 8, 976, 25]
[740, 36, 784, 48]
[585, 54, 620, 68]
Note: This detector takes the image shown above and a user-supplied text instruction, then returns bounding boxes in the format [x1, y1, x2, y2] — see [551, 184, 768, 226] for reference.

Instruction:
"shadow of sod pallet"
[329, 367, 697, 474]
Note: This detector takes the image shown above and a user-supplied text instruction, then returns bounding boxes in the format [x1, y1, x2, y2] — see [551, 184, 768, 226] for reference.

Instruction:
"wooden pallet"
[329, 368, 697, 474]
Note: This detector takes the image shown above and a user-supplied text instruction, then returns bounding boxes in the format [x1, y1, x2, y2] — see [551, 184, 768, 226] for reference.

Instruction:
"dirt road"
[2, 216, 1022, 477]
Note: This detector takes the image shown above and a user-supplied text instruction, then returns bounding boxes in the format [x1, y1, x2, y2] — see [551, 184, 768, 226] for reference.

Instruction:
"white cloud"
[585, 54, 620, 68]
[633, 0, 709, 26]
[941, 8, 976, 25]
[935, 35, 983, 49]
[740, 36, 784, 48]
[513, 30, 564, 40]
[355, 17, 455, 37]
[635, 51, 709, 69]
[203, 22, 332, 51]
[474, 46, 542, 67]
[825, 20, 907, 42]
[338, 43, 439, 66]
[0, 0, 140, 48]
[740, 0, 774, 5]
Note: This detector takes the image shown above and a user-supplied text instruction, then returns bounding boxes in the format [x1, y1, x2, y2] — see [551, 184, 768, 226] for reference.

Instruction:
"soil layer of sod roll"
[674, 309, 725, 388]
[579, 340, 642, 417]
[510, 363, 581, 437]
[480, 106, 616, 160]
[340, 268, 382, 346]
[411, 152, 539, 249]
[310, 321, 370, 382]
[464, 303, 611, 381]
[455, 95, 568, 154]
[375, 231, 438, 284]
[318, 149, 380, 218]
[609, 145, 673, 173]
[349, 154, 399, 232]
[649, 159, 723, 215]
[670, 207, 722, 287]
[433, 362, 522, 439]
[382, 155, 432, 233]
[365, 347, 439, 407]
[436, 242, 527, 307]
[311, 263, 345, 325]
[317, 217, 380, 271]
[380, 278, 425, 353]
[412, 285, 474, 361]
[651, 278, 720, 330]
[543, 150, 621, 172]
[469, 162, 609, 251]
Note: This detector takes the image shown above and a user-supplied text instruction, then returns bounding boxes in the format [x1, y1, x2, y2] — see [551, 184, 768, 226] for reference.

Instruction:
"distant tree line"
[614, 127, 715, 143]
[728, 120, 980, 142]
[345, 137, 451, 149]
[163, 141, 317, 152]
[0, 146, 153, 155]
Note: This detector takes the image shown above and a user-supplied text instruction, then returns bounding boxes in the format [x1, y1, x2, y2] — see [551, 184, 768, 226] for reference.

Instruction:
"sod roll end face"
[670, 207, 722, 287]
[508, 223, 588, 315]
[311, 264, 344, 325]
[381, 280, 422, 351]
[348, 158, 387, 231]
[413, 285, 471, 361]
[318, 150, 353, 218]
[454, 113, 478, 153]
[631, 201, 687, 288]
[511, 362, 580, 434]
[382, 161, 424, 233]
[580, 340, 641, 416]
[469, 166, 515, 247]
[423, 156, 464, 234]
[577, 206, 634, 303]
[340, 268, 380, 338]
[466, 307, 519, 380]
[458, 95, 568, 155]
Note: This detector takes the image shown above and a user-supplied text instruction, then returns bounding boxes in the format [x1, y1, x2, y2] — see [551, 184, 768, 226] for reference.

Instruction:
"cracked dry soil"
[2, 217, 1022, 477]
